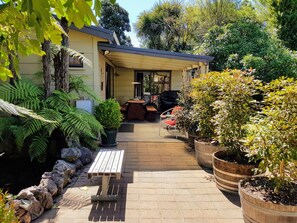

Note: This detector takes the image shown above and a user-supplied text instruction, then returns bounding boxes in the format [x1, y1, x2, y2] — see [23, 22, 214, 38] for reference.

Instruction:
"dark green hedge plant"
[94, 99, 123, 130]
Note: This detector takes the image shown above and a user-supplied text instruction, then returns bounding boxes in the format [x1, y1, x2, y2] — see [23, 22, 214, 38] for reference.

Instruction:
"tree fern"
[69, 76, 100, 102]
[28, 135, 49, 162]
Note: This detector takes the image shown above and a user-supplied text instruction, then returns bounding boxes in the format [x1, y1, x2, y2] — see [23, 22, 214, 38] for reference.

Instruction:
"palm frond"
[28, 135, 49, 161]
[0, 99, 55, 122]
[50, 43, 92, 68]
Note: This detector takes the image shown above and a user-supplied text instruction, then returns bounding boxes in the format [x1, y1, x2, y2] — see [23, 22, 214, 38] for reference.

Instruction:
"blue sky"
[116, 0, 160, 47]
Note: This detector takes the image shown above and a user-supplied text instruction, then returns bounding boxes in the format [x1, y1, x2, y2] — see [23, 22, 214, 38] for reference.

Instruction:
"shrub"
[190, 71, 225, 139]
[211, 70, 259, 161]
[245, 77, 297, 187]
[94, 99, 123, 130]
[0, 190, 19, 223]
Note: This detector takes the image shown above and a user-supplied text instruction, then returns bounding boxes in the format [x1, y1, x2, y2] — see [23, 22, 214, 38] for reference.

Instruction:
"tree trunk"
[8, 53, 18, 84]
[53, 52, 62, 90]
[60, 17, 69, 92]
[42, 40, 52, 98]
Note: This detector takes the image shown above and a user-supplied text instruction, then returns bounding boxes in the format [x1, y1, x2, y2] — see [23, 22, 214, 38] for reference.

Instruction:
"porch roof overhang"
[98, 43, 214, 71]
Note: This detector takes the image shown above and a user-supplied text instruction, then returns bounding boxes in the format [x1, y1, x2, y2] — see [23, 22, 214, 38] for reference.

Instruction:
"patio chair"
[159, 106, 183, 137]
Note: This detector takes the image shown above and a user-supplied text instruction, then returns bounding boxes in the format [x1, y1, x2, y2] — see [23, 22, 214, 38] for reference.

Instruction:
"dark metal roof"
[98, 43, 214, 62]
[70, 25, 119, 44]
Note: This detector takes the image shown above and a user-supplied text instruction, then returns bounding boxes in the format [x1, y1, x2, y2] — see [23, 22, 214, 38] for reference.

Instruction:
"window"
[69, 56, 83, 68]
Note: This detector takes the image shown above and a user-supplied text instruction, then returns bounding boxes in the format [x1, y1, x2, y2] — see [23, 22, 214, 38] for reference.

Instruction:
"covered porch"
[98, 43, 213, 107]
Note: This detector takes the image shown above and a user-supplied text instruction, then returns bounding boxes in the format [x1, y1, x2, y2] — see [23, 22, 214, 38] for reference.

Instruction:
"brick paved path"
[35, 142, 244, 223]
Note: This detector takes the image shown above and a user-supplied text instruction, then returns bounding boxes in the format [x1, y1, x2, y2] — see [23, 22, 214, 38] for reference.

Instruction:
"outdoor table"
[126, 100, 146, 121]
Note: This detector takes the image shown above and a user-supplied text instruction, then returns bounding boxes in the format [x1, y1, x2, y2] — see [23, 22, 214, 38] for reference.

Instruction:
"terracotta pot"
[212, 150, 256, 194]
[194, 139, 222, 169]
[239, 178, 297, 223]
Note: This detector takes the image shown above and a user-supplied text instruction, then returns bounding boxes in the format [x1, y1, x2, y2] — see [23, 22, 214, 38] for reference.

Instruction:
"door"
[105, 64, 114, 99]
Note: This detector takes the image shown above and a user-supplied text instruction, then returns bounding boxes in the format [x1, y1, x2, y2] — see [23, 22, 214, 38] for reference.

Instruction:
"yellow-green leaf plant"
[245, 77, 297, 188]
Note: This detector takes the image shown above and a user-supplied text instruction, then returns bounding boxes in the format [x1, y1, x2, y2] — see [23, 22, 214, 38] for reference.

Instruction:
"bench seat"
[88, 149, 124, 201]
[145, 105, 157, 121]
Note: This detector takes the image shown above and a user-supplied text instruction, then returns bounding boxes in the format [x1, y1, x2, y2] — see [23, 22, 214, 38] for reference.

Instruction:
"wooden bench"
[88, 149, 124, 201]
[145, 105, 157, 121]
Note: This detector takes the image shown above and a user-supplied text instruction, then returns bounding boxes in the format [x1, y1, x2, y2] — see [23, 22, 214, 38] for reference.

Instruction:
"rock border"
[11, 146, 93, 223]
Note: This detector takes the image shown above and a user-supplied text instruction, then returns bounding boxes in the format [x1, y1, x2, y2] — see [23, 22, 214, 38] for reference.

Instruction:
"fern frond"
[23, 108, 63, 139]
[45, 90, 79, 111]
[80, 136, 98, 149]
[0, 99, 55, 122]
[9, 125, 26, 150]
[76, 108, 103, 135]
[0, 80, 43, 109]
[28, 135, 49, 161]
[61, 109, 96, 139]
[70, 76, 100, 102]
[0, 117, 19, 140]
[0, 83, 15, 102]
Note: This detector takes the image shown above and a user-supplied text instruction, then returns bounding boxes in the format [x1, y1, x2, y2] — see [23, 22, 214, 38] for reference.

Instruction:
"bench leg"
[91, 176, 118, 202]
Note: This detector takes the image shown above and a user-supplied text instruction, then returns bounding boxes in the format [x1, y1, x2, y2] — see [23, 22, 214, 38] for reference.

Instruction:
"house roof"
[98, 43, 214, 70]
[70, 25, 120, 45]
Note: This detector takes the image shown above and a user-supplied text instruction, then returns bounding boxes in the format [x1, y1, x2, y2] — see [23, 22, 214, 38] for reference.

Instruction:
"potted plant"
[190, 72, 224, 169]
[211, 70, 259, 193]
[94, 99, 123, 147]
[239, 77, 297, 223]
[175, 87, 197, 149]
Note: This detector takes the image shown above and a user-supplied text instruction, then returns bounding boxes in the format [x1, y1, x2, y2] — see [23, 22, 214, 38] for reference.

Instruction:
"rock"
[74, 158, 83, 170]
[12, 200, 31, 223]
[39, 178, 58, 196]
[65, 136, 81, 148]
[51, 170, 67, 194]
[33, 187, 53, 209]
[53, 160, 76, 177]
[78, 147, 93, 165]
[17, 187, 44, 220]
[18, 185, 53, 209]
[61, 147, 81, 162]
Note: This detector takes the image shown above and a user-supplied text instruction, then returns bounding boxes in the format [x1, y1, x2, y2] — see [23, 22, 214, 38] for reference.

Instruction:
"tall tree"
[197, 18, 297, 82]
[100, 0, 132, 46]
[135, 0, 191, 52]
[272, 0, 297, 51]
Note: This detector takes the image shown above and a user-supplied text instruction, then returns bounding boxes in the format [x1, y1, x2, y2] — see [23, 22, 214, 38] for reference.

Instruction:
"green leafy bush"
[212, 70, 259, 161]
[190, 71, 225, 139]
[94, 99, 123, 130]
[0, 190, 19, 223]
[245, 77, 297, 186]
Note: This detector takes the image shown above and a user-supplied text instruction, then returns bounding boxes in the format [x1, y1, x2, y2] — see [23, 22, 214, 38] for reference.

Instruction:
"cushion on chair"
[171, 106, 182, 114]
[164, 119, 176, 126]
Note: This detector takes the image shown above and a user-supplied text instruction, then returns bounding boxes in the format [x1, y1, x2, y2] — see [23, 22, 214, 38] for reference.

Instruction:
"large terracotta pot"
[212, 150, 256, 194]
[239, 178, 297, 223]
[194, 139, 222, 169]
